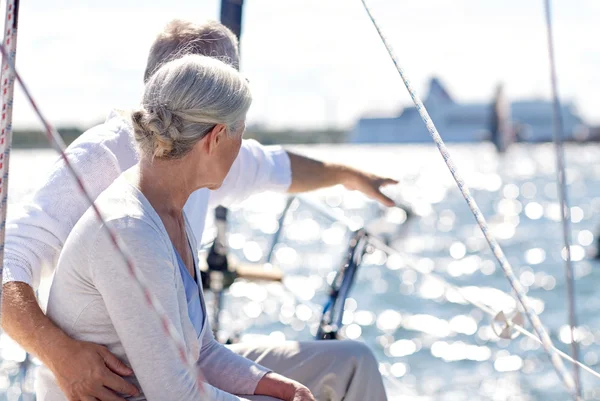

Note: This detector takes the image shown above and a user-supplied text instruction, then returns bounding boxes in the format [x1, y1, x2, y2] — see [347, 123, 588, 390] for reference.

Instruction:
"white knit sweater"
[4, 110, 291, 289]
[35, 172, 270, 401]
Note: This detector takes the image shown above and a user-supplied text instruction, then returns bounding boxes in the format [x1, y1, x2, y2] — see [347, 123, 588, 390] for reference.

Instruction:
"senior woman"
[35, 54, 314, 401]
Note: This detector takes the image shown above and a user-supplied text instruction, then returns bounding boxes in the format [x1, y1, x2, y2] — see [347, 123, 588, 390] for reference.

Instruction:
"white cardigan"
[35, 172, 270, 400]
[4, 110, 291, 288]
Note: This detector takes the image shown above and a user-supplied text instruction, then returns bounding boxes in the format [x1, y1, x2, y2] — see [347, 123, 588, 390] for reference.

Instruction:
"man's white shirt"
[3, 110, 291, 288]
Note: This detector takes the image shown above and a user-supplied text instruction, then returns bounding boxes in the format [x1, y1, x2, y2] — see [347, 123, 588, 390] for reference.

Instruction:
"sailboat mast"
[220, 0, 244, 40]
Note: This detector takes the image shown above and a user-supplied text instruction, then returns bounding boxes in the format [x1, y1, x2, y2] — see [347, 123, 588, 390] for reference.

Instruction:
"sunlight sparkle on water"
[354, 310, 376, 326]
[519, 270, 535, 287]
[571, 206, 584, 223]
[541, 275, 556, 291]
[503, 184, 520, 199]
[561, 245, 585, 262]
[494, 355, 523, 372]
[243, 241, 263, 262]
[544, 203, 562, 222]
[285, 218, 321, 242]
[259, 218, 279, 234]
[578, 230, 594, 246]
[364, 249, 388, 266]
[342, 311, 354, 325]
[524, 202, 544, 219]
[416, 258, 435, 273]
[275, 246, 298, 265]
[521, 182, 537, 199]
[524, 248, 546, 265]
[280, 303, 295, 318]
[431, 341, 491, 362]
[387, 207, 408, 224]
[243, 302, 263, 318]
[322, 224, 347, 245]
[228, 233, 245, 249]
[269, 331, 286, 343]
[345, 324, 362, 339]
[584, 351, 599, 366]
[344, 298, 358, 312]
[497, 199, 522, 216]
[402, 270, 417, 284]
[490, 222, 515, 240]
[228, 281, 267, 302]
[559, 325, 592, 344]
[386, 253, 405, 271]
[295, 304, 313, 321]
[0, 335, 26, 363]
[419, 276, 446, 300]
[404, 315, 450, 337]
[285, 276, 316, 301]
[390, 363, 408, 378]
[444, 287, 470, 305]
[449, 242, 466, 259]
[449, 315, 478, 335]
[388, 339, 418, 357]
[447, 256, 480, 277]
[377, 310, 403, 332]
[438, 209, 456, 231]
[480, 260, 496, 275]
[484, 174, 502, 192]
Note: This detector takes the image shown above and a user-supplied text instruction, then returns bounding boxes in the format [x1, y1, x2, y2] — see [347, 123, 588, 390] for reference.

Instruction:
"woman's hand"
[289, 383, 316, 401]
[255, 372, 315, 401]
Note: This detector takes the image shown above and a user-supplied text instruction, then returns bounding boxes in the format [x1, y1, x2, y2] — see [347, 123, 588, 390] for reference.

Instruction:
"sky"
[8, 0, 600, 130]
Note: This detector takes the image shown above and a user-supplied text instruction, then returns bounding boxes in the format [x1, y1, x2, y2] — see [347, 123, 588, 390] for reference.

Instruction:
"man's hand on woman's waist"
[1, 282, 138, 401]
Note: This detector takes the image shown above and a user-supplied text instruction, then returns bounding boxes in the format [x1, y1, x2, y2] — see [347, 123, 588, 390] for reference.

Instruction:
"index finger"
[102, 371, 139, 398]
[92, 386, 128, 401]
[379, 177, 399, 186]
[372, 189, 396, 207]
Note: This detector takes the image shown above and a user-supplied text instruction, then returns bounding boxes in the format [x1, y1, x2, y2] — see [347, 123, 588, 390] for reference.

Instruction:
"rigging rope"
[358, 0, 578, 397]
[0, 42, 210, 400]
[543, 0, 581, 395]
[0, 0, 20, 288]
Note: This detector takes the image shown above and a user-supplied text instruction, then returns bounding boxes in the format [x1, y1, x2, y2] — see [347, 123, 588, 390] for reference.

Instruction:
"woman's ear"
[205, 124, 227, 154]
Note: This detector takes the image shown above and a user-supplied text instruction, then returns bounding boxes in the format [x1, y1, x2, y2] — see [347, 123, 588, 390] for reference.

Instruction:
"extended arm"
[209, 139, 397, 208]
[286, 151, 397, 206]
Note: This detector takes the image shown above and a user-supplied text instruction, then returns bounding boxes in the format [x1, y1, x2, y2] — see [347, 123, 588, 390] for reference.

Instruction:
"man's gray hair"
[144, 19, 240, 83]
[132, 54, 251, 159]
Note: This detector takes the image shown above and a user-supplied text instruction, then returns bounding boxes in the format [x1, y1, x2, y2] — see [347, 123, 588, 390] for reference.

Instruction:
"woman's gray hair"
[132, 54, 251, 159]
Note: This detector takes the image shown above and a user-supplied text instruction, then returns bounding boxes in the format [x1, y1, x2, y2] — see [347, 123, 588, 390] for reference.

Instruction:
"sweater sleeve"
[208, 139, 291, 208]
[197, 323, 271, 395]
[3, 133, 123, 289]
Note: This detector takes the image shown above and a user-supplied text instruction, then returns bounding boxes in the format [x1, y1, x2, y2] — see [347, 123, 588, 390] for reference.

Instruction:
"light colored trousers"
[228, 340, 388, 401]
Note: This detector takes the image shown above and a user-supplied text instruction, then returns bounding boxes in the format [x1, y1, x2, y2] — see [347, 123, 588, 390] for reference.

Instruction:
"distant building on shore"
[351, 78, 587, 144]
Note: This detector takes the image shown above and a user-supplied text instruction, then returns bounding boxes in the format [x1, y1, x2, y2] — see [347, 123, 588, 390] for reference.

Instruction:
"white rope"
[543, 0, 581, 395]
[358, 0, 578, 397]
[0, 0, 20, 289]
